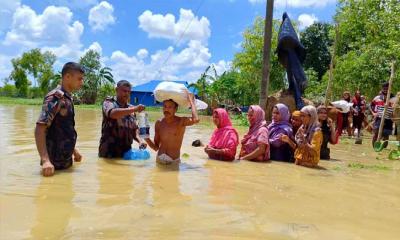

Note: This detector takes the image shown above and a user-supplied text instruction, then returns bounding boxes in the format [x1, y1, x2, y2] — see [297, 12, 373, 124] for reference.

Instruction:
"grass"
[0, 96, 43, 105]
[347, 162, 392, 171]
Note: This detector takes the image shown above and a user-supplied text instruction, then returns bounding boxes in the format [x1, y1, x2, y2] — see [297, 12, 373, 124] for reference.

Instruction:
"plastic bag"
[153, 81, 208, 110]
[331, 100, 353, 113]
[123, 149, 150, 160]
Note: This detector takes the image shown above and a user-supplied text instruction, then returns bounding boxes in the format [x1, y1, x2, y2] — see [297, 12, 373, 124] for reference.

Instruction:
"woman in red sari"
[204, 108, 239, 161]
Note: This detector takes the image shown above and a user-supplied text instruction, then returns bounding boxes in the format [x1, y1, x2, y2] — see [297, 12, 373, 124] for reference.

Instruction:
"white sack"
[330, 100, 353, 113]
[153, 81, 208, 110]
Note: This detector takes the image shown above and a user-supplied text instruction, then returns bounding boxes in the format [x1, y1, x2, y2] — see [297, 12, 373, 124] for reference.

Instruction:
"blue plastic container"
[123, 148, 151, 160]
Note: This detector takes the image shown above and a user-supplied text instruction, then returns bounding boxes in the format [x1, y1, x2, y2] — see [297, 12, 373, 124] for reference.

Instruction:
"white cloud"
[85, 41, 103, 55]
[0, 3, 230, 87]
[298, 13, 318, 30]
[138, 8, 211, 45]
[136, 49, 148, 59]
[108, 40, 213, 85]
[249, 0, 336, 8]
[213, 60, 232, 76]
[0, 4, 90, 81]
[0, 0, 21, 34]
[88, 1, 116, 31]
[3, 5, 84, 59]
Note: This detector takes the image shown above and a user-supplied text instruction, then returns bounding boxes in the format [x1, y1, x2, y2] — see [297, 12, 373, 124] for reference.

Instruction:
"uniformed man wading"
[35, 62, 84, 177]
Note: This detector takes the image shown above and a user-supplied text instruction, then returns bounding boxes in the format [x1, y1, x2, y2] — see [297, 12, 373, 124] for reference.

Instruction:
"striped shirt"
[376, 105, 394, 119]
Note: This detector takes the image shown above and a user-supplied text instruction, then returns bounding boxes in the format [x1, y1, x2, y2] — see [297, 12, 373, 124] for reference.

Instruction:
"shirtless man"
[145, 93, 199, 164]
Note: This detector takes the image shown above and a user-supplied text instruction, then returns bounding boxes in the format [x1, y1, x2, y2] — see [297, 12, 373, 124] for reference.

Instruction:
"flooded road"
[1, 104, 400, 240]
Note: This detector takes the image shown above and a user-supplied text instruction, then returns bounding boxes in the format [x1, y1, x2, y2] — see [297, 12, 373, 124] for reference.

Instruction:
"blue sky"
[0, 0, 337, 86]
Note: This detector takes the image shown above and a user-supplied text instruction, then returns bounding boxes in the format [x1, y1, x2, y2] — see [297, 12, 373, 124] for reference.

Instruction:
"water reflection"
[30, 172, 74, 239]
[96, 159, 135, 206]
[147, 165, 186, 239]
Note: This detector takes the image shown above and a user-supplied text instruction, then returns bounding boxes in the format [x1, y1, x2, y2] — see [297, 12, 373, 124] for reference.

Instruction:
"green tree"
[10, 61, 29, 97]
[331, 0, 400, 99]
[78, 50, 114, 104]
[300, 23, 334, 81]
[189, 64, 217, 102]
[49, 71, 62, 90]
[9, 48, 56, 97]
[232, 17, 286, 105]
[97, 82, 115, 103]
[208, 71, 241, 106]
[0, 84, 17, 97]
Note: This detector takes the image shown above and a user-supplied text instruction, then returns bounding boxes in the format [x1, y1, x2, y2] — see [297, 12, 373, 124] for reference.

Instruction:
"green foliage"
[208, 70, 241, 106]
[233, 17, 286, 105]
[9, 48, 56, 97]
[28, 87, 43, 99]
[97, 83, 115, 103]
[231, 113, 249, 127]
[10, 64, 29, 97]
[301, 23, 334, 80]
[333, 0, 400, 99]
[188, 64, 217, 102]
[78, 50, 114, 104]
[0, 84, 17, 97]
[347, 162, 392, 171]
[304, 69, 326, 103]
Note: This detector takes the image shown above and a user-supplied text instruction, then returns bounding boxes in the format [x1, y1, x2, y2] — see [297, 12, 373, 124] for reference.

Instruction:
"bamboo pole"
[324, 24, 339, 107]
[377, 62, 396, 141]
[259, 0, 274, 109]
[392, 91, 400, 142]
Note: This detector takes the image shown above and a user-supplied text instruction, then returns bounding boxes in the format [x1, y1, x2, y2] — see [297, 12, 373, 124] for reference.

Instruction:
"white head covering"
[295, 105, 320, 144]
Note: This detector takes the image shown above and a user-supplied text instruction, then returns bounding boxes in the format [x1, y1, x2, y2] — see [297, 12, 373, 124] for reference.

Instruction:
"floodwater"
[1, 104, 400, 240]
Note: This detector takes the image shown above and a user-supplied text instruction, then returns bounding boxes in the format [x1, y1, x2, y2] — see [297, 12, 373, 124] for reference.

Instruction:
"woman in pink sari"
[239, 105, 270, 162]
[205, 108, 239, 161]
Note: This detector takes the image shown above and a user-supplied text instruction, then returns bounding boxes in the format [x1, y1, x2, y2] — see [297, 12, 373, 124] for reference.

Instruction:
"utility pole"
[259, 0, 274, 109]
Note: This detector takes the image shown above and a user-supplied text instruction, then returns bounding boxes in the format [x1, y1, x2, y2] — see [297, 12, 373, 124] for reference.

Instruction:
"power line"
[157, 0, 206, 78]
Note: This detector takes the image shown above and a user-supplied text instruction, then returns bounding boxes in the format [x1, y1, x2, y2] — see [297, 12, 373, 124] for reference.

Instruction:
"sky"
[0, 0, 337, 87]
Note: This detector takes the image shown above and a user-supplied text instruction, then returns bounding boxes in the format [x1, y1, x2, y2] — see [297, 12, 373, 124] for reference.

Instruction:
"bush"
[0, 84, 17, 97]
[97, 83, 115, 104]
[231, 113, 249, 127]
[28, 87, 43, 99]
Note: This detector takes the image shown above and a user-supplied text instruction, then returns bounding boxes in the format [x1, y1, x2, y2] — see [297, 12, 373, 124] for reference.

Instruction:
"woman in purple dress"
[267, 103, 295, 162]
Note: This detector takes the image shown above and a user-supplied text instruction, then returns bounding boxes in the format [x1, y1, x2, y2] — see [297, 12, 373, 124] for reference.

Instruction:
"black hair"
[117, 80, 132, 88]
[382, 82, 389, 88]
[61, 62, 85, 77]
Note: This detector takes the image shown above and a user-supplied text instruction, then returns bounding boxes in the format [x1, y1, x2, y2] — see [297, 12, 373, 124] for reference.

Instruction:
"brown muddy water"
[0, 104, 400, 240]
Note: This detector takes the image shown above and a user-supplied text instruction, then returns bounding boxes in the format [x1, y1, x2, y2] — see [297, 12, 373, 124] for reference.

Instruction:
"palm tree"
[80, 66, 114, 104]
[189, 64, 218, 101]
[98, 67, 114, 88]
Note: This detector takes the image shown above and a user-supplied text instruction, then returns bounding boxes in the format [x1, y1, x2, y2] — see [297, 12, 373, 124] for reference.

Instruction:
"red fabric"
[209, 108, 239, 160]
[335, 112, 343, 143]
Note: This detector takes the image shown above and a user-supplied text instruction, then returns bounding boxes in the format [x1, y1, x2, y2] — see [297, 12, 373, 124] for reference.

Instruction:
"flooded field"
[1, 104, 400, 240]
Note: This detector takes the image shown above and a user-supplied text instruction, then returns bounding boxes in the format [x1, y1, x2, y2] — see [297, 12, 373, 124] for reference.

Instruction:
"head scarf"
[292, 110, 301, 118]
[295, 105, 320, 144]
[209, 108, 239, 149]
[267, 103, 292, 134]
[241, 105, 266, 144]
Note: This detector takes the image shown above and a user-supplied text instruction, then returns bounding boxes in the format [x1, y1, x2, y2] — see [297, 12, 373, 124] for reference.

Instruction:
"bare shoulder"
[177, 116, 190, 126]
[155, 119, 162, 128]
